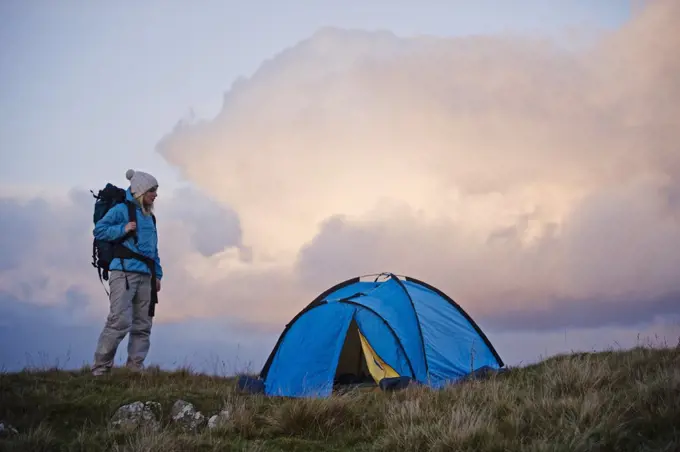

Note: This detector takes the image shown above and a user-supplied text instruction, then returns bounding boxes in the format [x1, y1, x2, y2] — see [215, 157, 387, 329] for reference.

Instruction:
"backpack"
[90, 183, 159, 315]
[91, 183, 129, 282]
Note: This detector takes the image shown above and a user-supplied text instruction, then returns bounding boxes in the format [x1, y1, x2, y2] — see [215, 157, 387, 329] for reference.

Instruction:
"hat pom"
[126, 169, 135, 180]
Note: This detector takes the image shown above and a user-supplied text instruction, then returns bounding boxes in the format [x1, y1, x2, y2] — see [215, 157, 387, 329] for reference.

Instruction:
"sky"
[1, 0, 679, 375]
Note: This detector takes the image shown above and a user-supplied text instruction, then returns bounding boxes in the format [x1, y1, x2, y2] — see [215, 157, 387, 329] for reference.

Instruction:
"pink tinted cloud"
[155, 0, 680, 328]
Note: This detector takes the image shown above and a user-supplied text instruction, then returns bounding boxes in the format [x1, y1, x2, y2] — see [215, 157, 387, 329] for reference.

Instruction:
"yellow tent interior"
[333, 318, 400, 389]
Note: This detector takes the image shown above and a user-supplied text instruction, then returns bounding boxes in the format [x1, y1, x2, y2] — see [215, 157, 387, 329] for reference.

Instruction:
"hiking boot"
[92, 367, 110, 377]
[125, 362, 147, 374]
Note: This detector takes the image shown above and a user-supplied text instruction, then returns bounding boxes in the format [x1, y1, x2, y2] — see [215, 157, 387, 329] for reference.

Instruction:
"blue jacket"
[93, 188, 163, 280]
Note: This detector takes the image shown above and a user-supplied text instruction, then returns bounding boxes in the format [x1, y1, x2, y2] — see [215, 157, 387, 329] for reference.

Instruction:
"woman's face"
[143, 186, 157, 205]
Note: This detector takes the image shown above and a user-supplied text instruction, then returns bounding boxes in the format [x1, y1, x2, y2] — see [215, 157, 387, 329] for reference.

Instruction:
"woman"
[91, 169, 163, 376]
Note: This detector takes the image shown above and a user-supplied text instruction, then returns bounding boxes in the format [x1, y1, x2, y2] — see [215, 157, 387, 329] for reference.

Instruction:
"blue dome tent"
[247, 273, 504, 398]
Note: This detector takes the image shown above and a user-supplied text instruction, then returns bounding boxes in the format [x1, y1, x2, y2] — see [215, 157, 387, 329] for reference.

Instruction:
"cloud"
[0, 197, 44, 271]
[0, 293, 277, 374]
[483, 291, 680, 333]
[0, 185, 288, 371]
[2, 2, 680, 373]
[0, 189, 95, 309]
[0, 185, 281, 324]
[154, 0, 680, 333]
[1, 288, 675, 374]
[157, 3, 680, 261]
[490, 318, 680, 367]
[163, 186, 244, 258]
[293, 192, 680, 327]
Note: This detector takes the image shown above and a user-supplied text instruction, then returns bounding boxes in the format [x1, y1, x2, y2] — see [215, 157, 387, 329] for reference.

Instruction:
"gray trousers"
[92, 270, 153, 374]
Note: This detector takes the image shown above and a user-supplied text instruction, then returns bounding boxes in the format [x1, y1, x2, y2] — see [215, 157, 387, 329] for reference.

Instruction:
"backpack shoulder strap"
[126, 201, 138, 244]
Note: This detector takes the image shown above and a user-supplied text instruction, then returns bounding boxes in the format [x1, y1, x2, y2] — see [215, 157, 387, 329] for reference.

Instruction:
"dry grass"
[1, 345, 679, 451]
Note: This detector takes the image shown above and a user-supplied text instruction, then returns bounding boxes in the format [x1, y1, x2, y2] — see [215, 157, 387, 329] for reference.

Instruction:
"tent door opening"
[333, 317, 399, 390]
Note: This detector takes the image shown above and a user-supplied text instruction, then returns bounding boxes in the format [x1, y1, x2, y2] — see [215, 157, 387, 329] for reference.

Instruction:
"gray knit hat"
[126, 169, 158, 196]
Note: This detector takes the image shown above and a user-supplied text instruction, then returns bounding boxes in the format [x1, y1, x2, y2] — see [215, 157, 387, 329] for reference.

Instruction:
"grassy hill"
[1, 345, 678, 451]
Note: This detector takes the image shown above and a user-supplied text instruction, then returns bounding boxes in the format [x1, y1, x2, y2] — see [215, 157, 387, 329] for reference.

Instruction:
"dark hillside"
[1, 345, 678, 451]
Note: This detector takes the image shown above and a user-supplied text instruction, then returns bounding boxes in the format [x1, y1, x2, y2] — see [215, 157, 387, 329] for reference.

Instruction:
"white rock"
[171, 399, 206, 431]
[0, 421, 19, 437]
[110, 401, 161, 432]
[207, 409, 231, 430]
